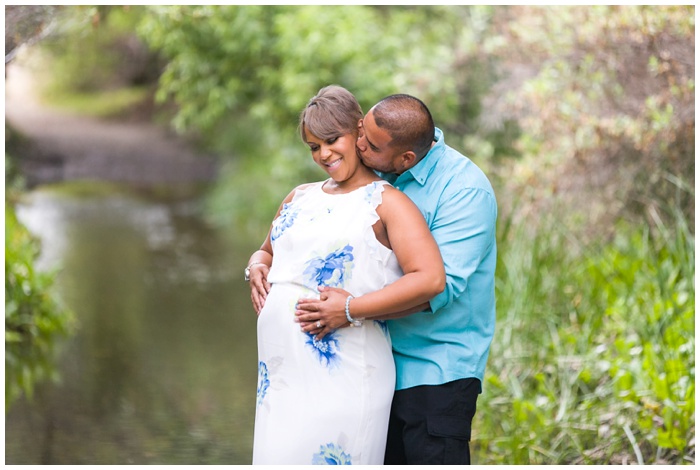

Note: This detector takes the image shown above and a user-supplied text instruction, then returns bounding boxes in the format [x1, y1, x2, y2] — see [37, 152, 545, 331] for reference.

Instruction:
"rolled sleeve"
[429, 187, 497, 313]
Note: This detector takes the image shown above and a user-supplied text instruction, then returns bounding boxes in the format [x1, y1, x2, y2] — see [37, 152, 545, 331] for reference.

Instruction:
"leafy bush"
[35, 6, 159, 94]
[488, 6, 694, 233]
[5, 203, 73, 409]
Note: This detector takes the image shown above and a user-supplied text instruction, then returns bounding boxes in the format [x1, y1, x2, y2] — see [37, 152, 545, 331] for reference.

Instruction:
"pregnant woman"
[246, 85, 444, 465]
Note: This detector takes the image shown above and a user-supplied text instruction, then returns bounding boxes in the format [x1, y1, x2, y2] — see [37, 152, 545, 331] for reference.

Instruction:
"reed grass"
[472, 204, 694, 464]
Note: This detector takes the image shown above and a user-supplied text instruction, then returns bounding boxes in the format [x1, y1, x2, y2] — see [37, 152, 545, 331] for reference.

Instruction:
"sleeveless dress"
[253, 180, 402, 465]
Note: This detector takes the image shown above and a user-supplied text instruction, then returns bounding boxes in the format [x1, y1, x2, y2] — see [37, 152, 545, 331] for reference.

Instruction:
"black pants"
[384, 378, 480, 465]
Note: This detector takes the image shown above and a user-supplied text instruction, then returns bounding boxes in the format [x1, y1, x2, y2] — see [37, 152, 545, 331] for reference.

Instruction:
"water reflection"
[6, 184, 259, 464]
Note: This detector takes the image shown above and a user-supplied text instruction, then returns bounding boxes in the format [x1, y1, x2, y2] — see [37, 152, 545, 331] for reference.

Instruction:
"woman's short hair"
[372, 94, 435, 160]
[299, 85, 363, 141]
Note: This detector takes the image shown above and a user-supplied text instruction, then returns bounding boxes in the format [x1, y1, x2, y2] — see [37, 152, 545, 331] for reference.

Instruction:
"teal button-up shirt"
[381, 128, 497, 391]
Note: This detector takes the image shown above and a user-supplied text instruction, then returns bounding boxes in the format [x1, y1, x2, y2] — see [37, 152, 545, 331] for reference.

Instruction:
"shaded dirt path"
[5, 64, 218, 188]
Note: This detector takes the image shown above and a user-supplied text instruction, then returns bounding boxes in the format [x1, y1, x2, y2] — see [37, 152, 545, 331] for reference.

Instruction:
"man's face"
[356, 110, 404, 174]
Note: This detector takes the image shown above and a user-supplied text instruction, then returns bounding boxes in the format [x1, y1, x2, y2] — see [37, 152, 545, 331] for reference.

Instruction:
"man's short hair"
[372, 94, 435, 160]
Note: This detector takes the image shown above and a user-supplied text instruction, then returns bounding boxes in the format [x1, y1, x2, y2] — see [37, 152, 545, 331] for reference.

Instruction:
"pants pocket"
[427, 415, 471, 441]
[425, 415, 471, 464]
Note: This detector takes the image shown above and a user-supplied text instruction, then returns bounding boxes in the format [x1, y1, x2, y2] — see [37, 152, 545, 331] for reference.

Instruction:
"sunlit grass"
[40, 86, 150, 119]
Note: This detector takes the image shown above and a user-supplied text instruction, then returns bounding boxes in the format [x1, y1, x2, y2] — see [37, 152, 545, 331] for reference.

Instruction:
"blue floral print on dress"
[311, 442, 353, 465]
[305, 331, 341, 369]
[271, 203, 299, 242]
[303, 244, 354, 290]
[257, 361, 270, 406]
[363, 181, 380, 203]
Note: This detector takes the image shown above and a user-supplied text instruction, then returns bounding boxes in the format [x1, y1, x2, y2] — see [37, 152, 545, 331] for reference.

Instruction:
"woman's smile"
[324, 158, 342, 170]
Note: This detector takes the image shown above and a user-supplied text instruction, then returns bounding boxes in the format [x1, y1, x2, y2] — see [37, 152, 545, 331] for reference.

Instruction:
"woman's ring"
[316, 321, 322, 328]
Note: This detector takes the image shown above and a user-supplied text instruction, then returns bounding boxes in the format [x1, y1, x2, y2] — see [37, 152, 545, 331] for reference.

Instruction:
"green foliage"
[136, 5, 485, 238]
[5, 204, 74, 409]
[25, 6, 693, 235]
[137, 5, 466, 137]
[476, 207, 694, 464]
[594, 214, 694, 457]
[36, 6, 158, 94]
[6, 140, 73, 410]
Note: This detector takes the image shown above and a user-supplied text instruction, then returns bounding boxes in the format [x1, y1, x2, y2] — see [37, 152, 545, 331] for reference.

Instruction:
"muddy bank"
[5, 64, 219, 189]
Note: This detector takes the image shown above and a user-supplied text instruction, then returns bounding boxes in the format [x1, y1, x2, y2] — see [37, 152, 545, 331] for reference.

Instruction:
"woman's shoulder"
[377, 183, 411, 205]
[373, 183, 420, 219]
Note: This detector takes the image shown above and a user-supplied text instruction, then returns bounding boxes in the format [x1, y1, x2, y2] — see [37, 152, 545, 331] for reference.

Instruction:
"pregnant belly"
[257, 283, 318, 340]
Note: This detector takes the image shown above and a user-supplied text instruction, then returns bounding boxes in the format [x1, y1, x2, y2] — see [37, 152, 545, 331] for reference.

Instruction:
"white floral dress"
[253, 180, 401, 465]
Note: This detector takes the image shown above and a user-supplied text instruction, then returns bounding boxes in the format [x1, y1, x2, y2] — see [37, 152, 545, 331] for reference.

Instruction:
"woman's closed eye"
[308, 136, 340, 152]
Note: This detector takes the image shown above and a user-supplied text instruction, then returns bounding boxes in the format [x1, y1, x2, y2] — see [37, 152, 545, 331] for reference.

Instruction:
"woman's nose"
[321, 145, 332, 159]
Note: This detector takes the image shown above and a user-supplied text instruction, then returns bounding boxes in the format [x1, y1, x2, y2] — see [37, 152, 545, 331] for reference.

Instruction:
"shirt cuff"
[428, 287, 449, 314]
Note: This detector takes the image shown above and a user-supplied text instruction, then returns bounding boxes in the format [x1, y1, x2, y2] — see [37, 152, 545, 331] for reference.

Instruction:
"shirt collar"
[397, 127, 444, 186]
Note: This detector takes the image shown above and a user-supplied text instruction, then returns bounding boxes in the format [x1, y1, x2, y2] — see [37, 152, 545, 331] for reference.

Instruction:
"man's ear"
[399, 151, 417, 172]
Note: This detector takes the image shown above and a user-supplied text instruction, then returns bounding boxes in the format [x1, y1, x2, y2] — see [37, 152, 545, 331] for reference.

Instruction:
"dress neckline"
[319, 179, 385, 196]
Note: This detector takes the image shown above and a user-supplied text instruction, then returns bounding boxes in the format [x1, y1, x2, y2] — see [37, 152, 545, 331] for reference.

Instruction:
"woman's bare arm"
[247, 184, 314, 314]
[295, 186, 445, 338]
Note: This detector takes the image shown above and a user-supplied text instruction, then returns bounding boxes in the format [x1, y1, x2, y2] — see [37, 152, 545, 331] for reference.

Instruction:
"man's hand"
[295, 286, 352, 340]
[249, 264, 271, 315]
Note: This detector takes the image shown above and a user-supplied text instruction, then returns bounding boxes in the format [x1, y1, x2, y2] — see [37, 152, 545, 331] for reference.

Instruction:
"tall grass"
[473, 206, 694, 464]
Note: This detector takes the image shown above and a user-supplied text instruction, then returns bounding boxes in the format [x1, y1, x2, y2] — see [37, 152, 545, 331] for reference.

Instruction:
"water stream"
[6, 183, 260, 464]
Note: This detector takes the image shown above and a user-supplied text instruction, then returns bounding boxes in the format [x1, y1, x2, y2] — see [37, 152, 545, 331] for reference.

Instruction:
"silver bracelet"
[244, 262, 267, 282]
[345, 295, 363, 327]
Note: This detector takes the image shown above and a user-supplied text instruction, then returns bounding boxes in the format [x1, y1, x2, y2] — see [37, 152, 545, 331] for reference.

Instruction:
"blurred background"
[5, 5, 694, 465]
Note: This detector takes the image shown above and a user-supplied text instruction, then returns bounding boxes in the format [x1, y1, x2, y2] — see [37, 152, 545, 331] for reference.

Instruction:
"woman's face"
[305, 130, 361, 183]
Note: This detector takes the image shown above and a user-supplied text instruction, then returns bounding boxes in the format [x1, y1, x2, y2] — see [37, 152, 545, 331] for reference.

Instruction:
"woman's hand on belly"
[249, 265, 271, 315]
[295, 286, 351, 340]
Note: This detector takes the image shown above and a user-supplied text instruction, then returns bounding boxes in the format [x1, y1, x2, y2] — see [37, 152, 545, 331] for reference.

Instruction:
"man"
[353, 94, 497, 464]
[257, 93, 497, 464]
